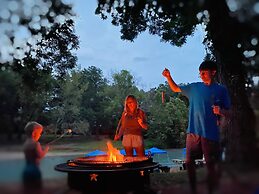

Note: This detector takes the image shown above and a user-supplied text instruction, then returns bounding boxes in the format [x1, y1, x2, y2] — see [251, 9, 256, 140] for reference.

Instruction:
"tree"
[10, 19, 79, 78]
[110, 69, 139, 111]
[101, 69, 138, 116]
[144, 85, 188, 148]
[95, 0, 259, 165]
[112, 70, 139, 98]
[0, 19, 79, 137]
[53, 70, 89, 135]
[0, 69, 21, 139]
[37, 19, 79, 77]
[0, 60, 57, 139]
[79, 66, 108, 134]
[203, 0, 258, 164]
[0, 0, 74, 64]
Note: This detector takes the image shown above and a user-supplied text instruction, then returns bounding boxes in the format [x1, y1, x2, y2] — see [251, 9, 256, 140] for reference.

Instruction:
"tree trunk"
[205, 0, 259, 166]
[220, 58, 257, 165]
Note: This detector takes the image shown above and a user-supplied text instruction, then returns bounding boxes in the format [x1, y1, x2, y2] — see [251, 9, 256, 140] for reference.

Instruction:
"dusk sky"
[71, 0, 207, 91]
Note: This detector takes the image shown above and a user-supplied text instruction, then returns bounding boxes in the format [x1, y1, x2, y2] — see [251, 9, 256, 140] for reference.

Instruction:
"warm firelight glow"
[107, 141, 124, 162]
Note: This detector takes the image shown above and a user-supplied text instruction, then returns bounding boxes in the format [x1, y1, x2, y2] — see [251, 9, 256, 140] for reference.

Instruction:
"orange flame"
[106, 141, 124, 162]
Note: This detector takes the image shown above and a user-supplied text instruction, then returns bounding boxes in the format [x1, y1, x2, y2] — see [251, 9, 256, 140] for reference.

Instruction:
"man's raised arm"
[162, 68, 182, 92]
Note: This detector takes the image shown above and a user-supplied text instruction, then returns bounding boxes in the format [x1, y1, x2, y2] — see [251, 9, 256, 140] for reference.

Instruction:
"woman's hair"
[124, 95, 138, 115]
[24, 121, 42, 137]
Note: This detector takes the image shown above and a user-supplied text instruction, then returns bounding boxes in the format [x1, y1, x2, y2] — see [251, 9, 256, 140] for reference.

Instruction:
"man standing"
[162, 60, 231, 194]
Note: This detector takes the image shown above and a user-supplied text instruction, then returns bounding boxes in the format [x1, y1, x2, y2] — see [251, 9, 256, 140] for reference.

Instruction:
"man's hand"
[162, 68, 171, 78]
[212, 105, 221, 115]
[162, 67, 181, 93]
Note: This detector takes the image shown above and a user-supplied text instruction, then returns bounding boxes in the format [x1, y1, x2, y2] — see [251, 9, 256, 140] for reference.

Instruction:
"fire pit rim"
[71, 155, 152, 165]
[55, 162, 159, 173]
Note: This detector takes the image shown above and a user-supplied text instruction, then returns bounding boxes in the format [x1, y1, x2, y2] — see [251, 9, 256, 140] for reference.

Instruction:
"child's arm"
[36, 142, 49, 159]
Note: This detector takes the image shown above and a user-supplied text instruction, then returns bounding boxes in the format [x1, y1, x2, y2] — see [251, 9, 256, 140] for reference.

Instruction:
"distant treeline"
[0, 65, 189, 148]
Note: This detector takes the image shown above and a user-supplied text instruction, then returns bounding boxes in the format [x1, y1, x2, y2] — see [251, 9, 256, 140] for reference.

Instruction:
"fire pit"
[55, 142, 159, 193]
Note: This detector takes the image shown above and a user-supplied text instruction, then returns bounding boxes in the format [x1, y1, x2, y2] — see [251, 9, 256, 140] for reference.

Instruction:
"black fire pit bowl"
[55, 156, 159, 193]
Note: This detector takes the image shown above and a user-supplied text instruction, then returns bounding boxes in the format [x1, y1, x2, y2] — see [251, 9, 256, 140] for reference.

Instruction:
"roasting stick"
[48, 129, 73, 145]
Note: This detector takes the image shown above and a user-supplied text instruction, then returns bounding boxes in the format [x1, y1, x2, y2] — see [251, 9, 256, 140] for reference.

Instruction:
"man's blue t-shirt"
[180, 82, 231, 142]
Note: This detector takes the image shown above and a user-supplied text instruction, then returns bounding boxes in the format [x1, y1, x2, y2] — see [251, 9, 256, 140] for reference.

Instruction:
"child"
[22, 121, 49, 192]
[114, 95, 148, 157]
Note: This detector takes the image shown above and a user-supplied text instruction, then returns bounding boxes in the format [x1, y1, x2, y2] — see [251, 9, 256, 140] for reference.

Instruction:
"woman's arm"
[137, 110, 148, 130]
[114, 114, 125, 140]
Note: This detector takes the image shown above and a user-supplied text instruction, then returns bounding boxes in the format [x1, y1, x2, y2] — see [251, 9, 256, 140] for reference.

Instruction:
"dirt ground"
[1, 167, 258, 194]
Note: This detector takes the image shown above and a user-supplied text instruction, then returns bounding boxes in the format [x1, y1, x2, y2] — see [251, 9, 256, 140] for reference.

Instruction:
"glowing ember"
[106, 141, 124, 162]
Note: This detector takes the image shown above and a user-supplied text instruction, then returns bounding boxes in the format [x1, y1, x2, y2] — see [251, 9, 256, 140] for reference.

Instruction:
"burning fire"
[70, 141, 149, 166]
[106, 141, 124, 162]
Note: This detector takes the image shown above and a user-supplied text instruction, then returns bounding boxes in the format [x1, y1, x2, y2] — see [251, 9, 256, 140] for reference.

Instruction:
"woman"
[114, 95, 148, 157]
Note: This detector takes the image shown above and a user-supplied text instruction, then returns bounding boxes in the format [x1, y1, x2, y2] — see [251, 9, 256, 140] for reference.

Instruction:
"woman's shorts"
[122, 134, 144, 148]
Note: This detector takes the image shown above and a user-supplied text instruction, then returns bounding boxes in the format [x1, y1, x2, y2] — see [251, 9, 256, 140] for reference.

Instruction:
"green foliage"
[0, 68, 21, 134]
[96, 0, 199, 46]
[53, 70, 89, 135]
[0, 63, 189, 148]
[0, 0, 74, 63]
[79, 66, 108, 134]
[18, 69, 55, 123]
[37, 19, 79, 77]
[111, 69, 139, 98]
[0, 18, 80, 137]
[96, 0, 259, 84]
[141, 83, 188, 148]
[146, 87, 188, 148]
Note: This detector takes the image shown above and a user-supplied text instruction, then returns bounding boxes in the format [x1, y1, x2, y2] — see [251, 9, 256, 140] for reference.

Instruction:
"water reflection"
[0, 155, 75, 183]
